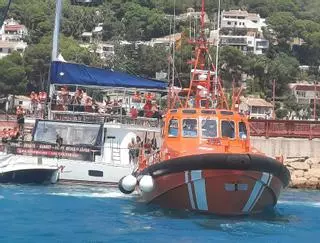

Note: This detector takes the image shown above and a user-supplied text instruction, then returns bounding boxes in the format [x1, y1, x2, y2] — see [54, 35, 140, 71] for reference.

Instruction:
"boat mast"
[52, 0, 63, 61]
[48, 0, 63, 119]
[214, 0, 221, 108]
[185, 0, 211, 108]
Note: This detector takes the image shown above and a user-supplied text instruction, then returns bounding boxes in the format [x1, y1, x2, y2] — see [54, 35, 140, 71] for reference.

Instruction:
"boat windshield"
[33, 120, 103, 146]
[168, 119, 179, 137]
[201, 118, 217, 138]
[221, 120, 235, 139]
[182, 119, 198, 137]
[239, 121, 247, 139]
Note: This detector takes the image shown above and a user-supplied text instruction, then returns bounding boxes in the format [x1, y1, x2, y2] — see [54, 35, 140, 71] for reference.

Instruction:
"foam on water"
[47, 190, 135, 199]
[278, 200, 320, 208]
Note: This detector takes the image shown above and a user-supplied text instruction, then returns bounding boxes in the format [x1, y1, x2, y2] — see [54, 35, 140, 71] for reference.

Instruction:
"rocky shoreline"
[285, 157, 320, 189]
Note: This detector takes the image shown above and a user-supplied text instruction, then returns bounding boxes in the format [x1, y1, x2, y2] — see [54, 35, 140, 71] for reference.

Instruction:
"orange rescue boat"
[118, 0, 290, 215]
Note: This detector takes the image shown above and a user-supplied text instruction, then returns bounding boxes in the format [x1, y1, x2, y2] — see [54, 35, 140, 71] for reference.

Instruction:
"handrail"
[249, 119, 320, 139]
[51, 110, 161, 128]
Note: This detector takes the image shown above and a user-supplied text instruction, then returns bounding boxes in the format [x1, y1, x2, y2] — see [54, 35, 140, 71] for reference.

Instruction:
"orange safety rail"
[249, 119, 320, 139]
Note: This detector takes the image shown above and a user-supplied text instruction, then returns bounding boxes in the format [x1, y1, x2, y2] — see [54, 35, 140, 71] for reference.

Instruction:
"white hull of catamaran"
[0, 154, 134, 185]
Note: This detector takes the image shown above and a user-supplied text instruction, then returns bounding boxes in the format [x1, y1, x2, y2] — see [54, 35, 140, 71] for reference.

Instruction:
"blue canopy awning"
[50, 61, 167, 90]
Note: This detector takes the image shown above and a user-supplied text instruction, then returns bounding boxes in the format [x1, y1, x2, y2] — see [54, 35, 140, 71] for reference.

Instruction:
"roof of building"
[151, 33, 182, 42]
[289, 83, 320, 92]
[4, 24, 26, 31]
[240, 97, 273, 107]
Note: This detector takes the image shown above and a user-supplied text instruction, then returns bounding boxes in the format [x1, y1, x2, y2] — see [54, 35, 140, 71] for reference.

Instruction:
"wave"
[278, 200, 320, 208]
[47, 189, 137, 199]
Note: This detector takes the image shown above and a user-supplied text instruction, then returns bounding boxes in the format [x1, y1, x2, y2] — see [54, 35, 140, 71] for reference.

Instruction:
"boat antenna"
[167, 16, 172, 109]
[172, 0, 176, 93]
[214, 0, 221, 108]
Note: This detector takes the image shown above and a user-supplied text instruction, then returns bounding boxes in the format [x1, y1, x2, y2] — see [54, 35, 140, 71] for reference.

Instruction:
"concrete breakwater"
[285, 157, 320, 189]
[251, 137, 320, 189]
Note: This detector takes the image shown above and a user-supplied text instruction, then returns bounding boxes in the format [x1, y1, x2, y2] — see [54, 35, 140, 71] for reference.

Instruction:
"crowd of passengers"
[127, 135, 158, 164]
[30, 91, 47, 116]
[51, 87, 162, 120]
[1, 127, 20, 143]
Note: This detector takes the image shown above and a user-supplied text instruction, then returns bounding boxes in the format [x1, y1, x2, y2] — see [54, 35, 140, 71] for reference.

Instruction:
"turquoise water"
[0, 185, 319, 243]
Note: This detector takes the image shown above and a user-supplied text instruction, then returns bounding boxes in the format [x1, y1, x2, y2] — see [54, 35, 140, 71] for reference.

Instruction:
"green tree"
[0, 52, 27, 95]
[218, 46, 247, 87]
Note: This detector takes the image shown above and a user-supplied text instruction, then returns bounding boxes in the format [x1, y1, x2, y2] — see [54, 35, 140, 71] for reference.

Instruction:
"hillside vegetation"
[0, 0, 320, 117]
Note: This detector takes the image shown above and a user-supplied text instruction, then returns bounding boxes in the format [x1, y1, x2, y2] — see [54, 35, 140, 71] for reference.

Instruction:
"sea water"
[0, 185, 319, 243]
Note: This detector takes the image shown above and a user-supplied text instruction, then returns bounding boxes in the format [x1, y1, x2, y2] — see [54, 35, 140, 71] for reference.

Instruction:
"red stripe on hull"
[139, 170, 283, 216]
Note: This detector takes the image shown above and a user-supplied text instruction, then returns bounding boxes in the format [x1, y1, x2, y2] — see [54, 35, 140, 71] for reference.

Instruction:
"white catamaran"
[0, 0, 166, 185]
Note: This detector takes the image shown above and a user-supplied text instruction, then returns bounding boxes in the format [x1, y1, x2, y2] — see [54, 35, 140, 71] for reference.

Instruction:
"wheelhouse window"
[201, 119, 217, 138]
[221, 120, 235, 139]
[239, 122, 247, 139]
[168, 119, 178, 137]
[182, 119, 198, 137]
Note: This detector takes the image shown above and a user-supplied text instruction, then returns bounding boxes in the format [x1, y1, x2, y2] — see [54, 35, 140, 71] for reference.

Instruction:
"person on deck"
[143, 100, 153, 118]
[1, 128, 9, 143]
[56, 134, 63, 148]
[128, 138, 136, 165]
[9, 127, 20, 141]
[130, 106, 138, 119]
[16, 106, 25, 132]
[144, 138, 152, 155]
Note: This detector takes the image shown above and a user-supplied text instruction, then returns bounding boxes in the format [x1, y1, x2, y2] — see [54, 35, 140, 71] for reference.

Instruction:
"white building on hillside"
[0, 40, 28, 59]
[289, 82, 320, 105]
[239, 97, 273, 119]
[220, 9, 267, 34]
[166, 8, 210, 24]
[210, 9, 269, 55]
[0, 18, 28, 59]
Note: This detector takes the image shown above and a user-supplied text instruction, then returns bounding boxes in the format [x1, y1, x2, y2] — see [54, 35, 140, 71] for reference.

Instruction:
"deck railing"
[51, 111, 161, 128]
[2, 113, 320, 139]
[249, 119, 320, 139]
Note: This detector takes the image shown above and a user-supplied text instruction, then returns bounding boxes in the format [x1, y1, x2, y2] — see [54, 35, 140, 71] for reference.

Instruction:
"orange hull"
[139, 169, 283, 215]
[135, 153, 290, 215]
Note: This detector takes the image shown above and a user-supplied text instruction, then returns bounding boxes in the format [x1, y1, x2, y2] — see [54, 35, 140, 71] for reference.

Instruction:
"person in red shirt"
[130, 106, 138, 119]
[143, 100, 153, 118]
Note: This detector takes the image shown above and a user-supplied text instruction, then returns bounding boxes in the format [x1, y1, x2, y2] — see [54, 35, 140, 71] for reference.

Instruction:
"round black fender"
[118, 176, 135, 194]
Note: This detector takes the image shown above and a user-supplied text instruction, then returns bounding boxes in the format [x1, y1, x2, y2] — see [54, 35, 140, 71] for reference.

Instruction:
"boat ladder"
[112, 142, 121, 164]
